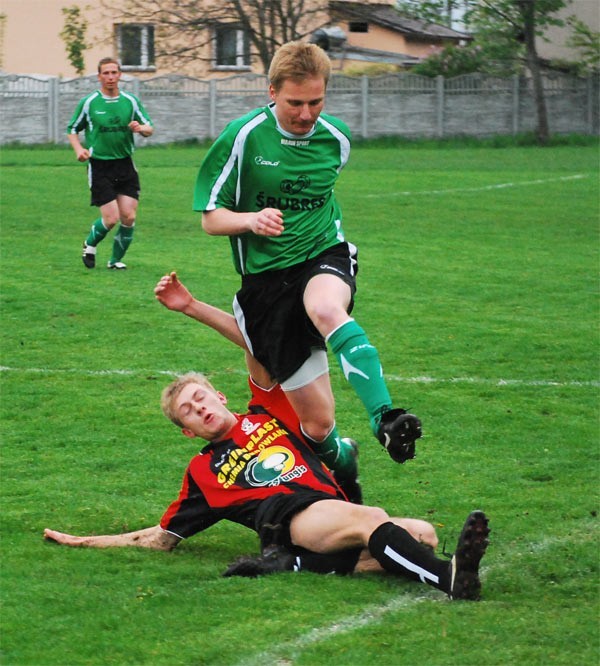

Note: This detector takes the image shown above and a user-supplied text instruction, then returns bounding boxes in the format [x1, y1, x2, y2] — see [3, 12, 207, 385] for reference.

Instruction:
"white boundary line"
[364, 174, 590, 198]
[236, 593, 436, 666]
[385, 374, 600, 388]
[234, 532, 580, 666]
[1, 366, 598, 388]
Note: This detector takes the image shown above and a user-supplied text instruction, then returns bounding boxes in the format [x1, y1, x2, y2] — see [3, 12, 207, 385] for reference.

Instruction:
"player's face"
[175, 382, 236, 441]
[98, 63, 122, 96]
[269, 76, 326, 135]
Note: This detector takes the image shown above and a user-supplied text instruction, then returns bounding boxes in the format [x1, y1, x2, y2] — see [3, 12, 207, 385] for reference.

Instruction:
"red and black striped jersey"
[160, 378, 344, 539]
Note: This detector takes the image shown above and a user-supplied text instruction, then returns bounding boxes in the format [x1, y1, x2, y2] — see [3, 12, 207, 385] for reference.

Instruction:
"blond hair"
[160, 372, 216, 428]
[268, 41, 331, 92]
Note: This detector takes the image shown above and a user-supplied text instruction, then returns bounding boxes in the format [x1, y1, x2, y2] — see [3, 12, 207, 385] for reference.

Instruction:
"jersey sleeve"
[159, 467, 219, 539]
[130, 94, 153, 126]
[66, 97, 87, 134]
[193, 128, 239, 213]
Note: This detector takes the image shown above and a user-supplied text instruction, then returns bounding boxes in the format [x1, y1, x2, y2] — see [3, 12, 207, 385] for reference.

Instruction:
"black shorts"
[234, 242, 358, 382]
[255, 491, 362, 575]
[88, 156, 140, 207]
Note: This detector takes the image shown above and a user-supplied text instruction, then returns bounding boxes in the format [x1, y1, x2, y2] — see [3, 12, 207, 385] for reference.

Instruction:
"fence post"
[586, 75, 593, 135]
[48, 77, 59, 143]
[435, 75, 444, 137]
[361, 75, 368, 139]
[512, 74, 520, 135]
[209, 79, 217, 139]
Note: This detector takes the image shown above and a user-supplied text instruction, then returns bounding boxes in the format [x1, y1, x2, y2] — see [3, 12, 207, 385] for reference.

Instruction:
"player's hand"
[44, 529, 86, 546]
[250, 208, 284, 237]
[129, 121, 152, 137]
[76, 148, 90, 162]
[154, 272, 193, 312]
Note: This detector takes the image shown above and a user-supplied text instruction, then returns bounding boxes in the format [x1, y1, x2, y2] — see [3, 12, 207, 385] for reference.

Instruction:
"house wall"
[537, 0, 600, 62]
[1, 0, 110, 77]
[335, 21, 446, 60]
[339, 23, 408, 52]
[1, 1, 458, 79]
[2, 1, 596, 79]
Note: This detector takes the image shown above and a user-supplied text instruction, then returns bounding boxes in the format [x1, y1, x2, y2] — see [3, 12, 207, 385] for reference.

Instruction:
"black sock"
[368, 522, 450, 592]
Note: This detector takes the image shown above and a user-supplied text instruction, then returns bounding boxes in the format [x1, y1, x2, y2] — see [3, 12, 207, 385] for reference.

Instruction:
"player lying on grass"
[153, 271, 363, 502]
[44, 369, 490, 600]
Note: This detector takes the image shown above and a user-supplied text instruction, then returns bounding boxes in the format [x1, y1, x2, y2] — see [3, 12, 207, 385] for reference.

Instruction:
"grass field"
[1, 139, 599, 666]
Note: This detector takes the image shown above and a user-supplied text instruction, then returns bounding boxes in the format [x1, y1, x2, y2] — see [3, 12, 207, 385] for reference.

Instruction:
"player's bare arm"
[154, 272, 247, 350]
[67, 134, 90, 162]
[202, 208, 284, 237]
[43, 525, 180, 551]
[128, 120, 153, 137]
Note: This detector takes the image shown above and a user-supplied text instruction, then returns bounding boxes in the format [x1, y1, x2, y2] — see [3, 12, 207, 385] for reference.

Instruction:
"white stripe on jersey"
[121, 90, 151, 125]
[69, 90, 101, 135]
[206, 111, 269, 211]
[317, 116, 351, 172]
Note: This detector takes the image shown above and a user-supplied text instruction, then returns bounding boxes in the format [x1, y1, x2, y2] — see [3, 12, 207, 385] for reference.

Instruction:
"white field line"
[1, 365, 598, 388]
[236, 593, 436, 666]
[364, 174, 589, 198]
[234, 533, 574, 666]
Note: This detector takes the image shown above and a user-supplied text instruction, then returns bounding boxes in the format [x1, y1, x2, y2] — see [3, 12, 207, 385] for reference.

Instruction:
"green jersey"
[67, 90, 153, 160]
[193, 103, 351, 275]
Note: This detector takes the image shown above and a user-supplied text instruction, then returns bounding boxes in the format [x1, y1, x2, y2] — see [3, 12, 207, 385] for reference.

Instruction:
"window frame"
[212, 24, 251, 71]
[115, 23, 156, 72]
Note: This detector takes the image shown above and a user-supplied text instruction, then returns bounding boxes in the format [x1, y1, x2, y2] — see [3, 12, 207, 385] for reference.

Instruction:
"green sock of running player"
[328, 319, 392, 434]
[86, 217, 109, 246]
[109, 223, 135, 263]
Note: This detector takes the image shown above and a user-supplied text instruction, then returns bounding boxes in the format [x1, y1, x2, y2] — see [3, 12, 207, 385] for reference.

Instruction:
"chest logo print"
[280, 175, 310, 194]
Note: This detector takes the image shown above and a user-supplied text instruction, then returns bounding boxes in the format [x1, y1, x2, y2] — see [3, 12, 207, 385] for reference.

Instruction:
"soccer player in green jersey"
[67, 57, 154, 270]
[193, 42, 422, 490]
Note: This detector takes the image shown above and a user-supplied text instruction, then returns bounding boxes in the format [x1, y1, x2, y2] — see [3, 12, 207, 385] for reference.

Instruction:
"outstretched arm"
[154, 272, 247, 350]
[43, 525, 180, 551]
[154, 272, 276, 389]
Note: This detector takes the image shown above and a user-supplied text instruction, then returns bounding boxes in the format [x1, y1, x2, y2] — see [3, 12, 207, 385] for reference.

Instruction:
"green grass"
[1, 140, 599, 665]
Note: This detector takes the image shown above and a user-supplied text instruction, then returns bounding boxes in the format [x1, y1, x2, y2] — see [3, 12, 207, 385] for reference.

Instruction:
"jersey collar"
[268, 102, 317, 140]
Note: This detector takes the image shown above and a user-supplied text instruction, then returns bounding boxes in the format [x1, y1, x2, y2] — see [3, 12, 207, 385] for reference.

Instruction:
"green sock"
[86, 218, 109, 246]
[302, 425, 357, 482]
[110, 224, 134, 263]
[327, 319, 392, 434]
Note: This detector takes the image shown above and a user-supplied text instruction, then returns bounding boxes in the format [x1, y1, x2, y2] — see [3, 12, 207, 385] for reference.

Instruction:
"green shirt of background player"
[193, 41, 422, 487]
[67, 57, 154, 270]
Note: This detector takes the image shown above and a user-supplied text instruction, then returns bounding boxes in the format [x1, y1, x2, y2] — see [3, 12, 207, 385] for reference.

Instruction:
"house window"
[214, 25, 250, 69]
[116, 24, 155, 71]
[348, 22, 369, 33]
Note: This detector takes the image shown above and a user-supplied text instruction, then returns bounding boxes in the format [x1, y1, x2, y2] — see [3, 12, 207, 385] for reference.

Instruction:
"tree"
[411, 43, 489, 78]
[60, 5, 89, 76]
[396, 1, 470, 29]
[566, 17, 600, 73]
[102, 0, 329, 74]
[398, 0, 573, 144]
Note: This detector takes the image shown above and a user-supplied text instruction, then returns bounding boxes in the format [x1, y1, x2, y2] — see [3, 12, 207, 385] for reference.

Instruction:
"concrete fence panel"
[1, 71, 597, 146]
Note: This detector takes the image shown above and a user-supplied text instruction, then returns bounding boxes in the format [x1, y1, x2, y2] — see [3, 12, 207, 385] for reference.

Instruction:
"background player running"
[67, 57, 154, 270]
